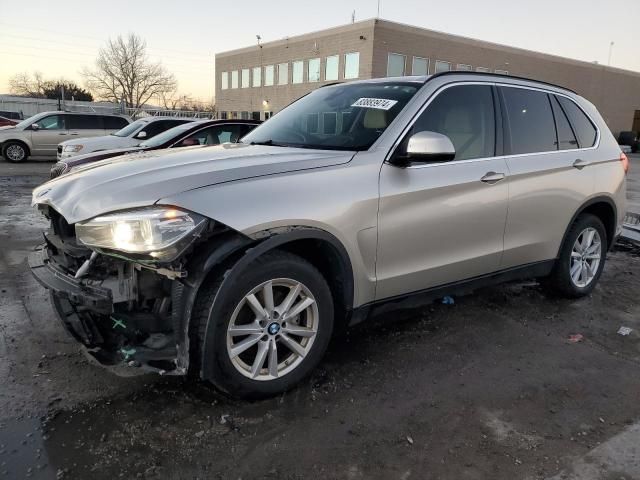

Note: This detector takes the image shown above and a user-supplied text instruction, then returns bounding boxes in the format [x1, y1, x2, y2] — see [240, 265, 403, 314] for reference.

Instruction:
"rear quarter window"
[501, 87, 557, 155]
[556, 96, 598, 148]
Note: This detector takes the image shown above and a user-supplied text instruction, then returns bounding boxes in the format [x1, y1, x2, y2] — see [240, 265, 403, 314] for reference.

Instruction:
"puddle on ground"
[0, 417, 51, 479]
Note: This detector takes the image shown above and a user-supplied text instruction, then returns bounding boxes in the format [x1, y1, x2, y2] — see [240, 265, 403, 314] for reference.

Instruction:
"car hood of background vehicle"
[64, 145, 145, 169]
[60, 134, 140, 150]
[0, 125, 16, 131]
[32, 143, 355, 224]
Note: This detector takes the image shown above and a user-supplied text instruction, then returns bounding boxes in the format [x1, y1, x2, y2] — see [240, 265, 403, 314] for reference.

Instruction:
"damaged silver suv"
[30, 72, 628, 399]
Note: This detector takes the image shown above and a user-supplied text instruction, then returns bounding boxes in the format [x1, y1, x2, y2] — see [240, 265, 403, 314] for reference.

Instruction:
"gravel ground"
[0, 157, 639, 480]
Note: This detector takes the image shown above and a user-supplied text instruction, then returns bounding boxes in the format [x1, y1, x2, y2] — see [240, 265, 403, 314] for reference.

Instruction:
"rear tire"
[542, 213, 607, 298]
[3, 141, 29, 162]
[191, 250, 334, 399]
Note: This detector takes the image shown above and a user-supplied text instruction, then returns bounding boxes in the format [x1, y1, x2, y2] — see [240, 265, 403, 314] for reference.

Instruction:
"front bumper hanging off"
[29, 245, 185, 376]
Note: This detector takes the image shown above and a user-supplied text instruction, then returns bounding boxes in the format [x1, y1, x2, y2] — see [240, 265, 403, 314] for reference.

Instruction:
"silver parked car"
[0, 112, 130, 162]
[30, 72, 627, 399]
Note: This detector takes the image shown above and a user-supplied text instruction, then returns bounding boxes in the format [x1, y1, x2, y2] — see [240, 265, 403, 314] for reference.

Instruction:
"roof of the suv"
[338, 72, 576, 95]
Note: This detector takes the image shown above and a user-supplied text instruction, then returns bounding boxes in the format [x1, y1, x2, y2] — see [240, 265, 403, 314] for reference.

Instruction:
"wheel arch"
[177, 226, 355, 379]
[2, 139, 31, 157]
[558, 196, 618, 254]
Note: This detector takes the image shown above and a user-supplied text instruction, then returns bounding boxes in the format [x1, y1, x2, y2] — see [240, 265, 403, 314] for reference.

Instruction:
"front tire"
[192, 250, 334, 399]
[542, 213, 607, 298]
[3, 141, 29, 162]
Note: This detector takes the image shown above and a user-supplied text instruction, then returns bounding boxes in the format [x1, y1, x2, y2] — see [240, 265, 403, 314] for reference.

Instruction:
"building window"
[308, 58, 321, 82]
[252, 67, 261, 87]
[325, 55, 339, 81]
[231, 111, 238, 119]
[344, 52, 359, 79]
[251, 111, 261, 121]
[387, 53, 406, 77]
[264, 111, 273, 120]
[231, 70, 239, 89]
[434, 60, 451, 73]
[240, 111, 249, 120]
[278, 62, 288, 85]
[292, 60, 304, 84]
[475, 67, 490, 73]
[241, 69, 250, 88]
[221, 71, 229, 90]
[456, 64, 472, 71]
[220, 111, 228, 120]
[495, 69, 509, 75]
[412, 56, 429, 75]
[264, 65, 274, 86]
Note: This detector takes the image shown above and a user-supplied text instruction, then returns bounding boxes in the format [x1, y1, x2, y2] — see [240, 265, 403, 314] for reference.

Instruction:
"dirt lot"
[1, 157, 640, 480]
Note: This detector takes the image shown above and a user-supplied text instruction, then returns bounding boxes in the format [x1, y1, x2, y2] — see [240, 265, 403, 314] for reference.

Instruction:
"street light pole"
[608, 41, 614, 66]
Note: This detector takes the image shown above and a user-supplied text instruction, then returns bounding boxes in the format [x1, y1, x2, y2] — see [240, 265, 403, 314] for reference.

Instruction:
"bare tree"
[9, 72, 47, 97]
[82, 34, 177, 110]
[9, 72, 93, 101]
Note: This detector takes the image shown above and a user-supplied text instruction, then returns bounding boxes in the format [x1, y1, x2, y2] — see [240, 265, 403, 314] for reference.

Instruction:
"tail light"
[620, 152, 629, 175]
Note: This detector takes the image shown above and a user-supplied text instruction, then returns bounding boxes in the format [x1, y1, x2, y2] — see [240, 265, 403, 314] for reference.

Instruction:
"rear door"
[31, 114, 68, 155]
[499, 86, 596, 268]
[67, 114, 104, 140]
[376, 83, 509, 299]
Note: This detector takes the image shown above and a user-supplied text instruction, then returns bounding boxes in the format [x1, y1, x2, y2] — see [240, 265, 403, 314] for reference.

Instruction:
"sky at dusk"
[0, 0, 638, 103]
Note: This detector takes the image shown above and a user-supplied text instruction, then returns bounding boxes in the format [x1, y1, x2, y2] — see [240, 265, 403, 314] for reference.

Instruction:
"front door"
[31, 114, 68, 156]
[376, 84, 509, 300]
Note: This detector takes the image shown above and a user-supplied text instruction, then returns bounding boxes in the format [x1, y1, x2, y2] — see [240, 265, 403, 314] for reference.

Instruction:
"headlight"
[63, 145, 83, 152]
[75, 207, 207, 262]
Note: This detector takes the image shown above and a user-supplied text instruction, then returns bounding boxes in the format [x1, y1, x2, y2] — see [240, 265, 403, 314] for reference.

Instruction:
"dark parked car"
[0, 116, 19, 127]
[618, 131, 639, 153]
[50, 119, 261, 178]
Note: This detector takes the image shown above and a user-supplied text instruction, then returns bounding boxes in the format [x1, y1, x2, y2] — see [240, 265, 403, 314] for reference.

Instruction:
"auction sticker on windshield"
[351, 98, 398, 110]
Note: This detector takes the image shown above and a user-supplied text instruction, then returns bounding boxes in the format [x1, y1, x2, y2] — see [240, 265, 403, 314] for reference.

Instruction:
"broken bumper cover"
[28, 246, 113, 314]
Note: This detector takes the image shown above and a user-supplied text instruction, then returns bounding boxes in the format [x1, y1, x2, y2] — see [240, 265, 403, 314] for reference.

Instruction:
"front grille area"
[50, 162, 68, 178]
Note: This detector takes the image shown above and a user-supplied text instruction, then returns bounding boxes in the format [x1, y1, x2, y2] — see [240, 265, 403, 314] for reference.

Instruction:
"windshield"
[241, 81, 420, 150]
[14, 113, 46, 130]
[139, 122, 200, 148]
[113, 119, 147, 137]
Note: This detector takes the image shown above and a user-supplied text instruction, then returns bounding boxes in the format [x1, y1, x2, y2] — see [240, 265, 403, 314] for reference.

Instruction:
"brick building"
[215, 18, 640, 134]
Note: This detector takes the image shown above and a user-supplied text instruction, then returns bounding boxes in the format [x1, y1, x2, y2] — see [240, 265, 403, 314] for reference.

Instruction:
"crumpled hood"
[32, 143, 355, 224]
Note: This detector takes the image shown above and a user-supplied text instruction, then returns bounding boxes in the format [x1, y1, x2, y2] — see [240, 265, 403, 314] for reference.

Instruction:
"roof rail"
[427, 71, 577, 94]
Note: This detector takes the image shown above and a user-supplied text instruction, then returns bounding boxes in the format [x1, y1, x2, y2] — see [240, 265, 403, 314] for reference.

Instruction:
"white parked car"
[57, 117, 194, 160]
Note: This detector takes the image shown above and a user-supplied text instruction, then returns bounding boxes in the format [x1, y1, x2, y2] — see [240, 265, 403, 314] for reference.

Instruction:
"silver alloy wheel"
[226, 278, 319, 381]
[569, 227, 602, 288]
[6, 144, 26, 162]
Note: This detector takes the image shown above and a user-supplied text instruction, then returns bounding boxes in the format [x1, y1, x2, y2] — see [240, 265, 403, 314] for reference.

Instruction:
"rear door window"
[556, 96, 597, 148]
[141, 120, 190, 139]
[550, 96, 578, 150]
[501, 87, 557, 155]
[178, 124, 245, 146]
[104, 116, 129, 129]
[68, 115, 103, 130]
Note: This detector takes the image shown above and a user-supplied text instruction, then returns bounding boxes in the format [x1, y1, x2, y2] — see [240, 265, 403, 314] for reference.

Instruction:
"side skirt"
[349, 260, 555, 326]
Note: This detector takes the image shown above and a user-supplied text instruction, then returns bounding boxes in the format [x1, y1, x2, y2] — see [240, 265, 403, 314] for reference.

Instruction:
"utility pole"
[351, 10, 355, 23]
[377, 0, 381, 17]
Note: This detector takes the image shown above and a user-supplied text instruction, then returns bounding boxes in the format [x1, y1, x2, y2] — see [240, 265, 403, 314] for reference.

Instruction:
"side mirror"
[136, 130, 147, 139]
[31, 123, 40, 131]
[398, 131, 456, 165]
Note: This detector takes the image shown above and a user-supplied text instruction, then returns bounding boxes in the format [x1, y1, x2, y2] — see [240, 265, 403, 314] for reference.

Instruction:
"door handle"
[480, 171, 505, 184]
[573, 159, 588, 169]
[58, 133, 67, 135]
